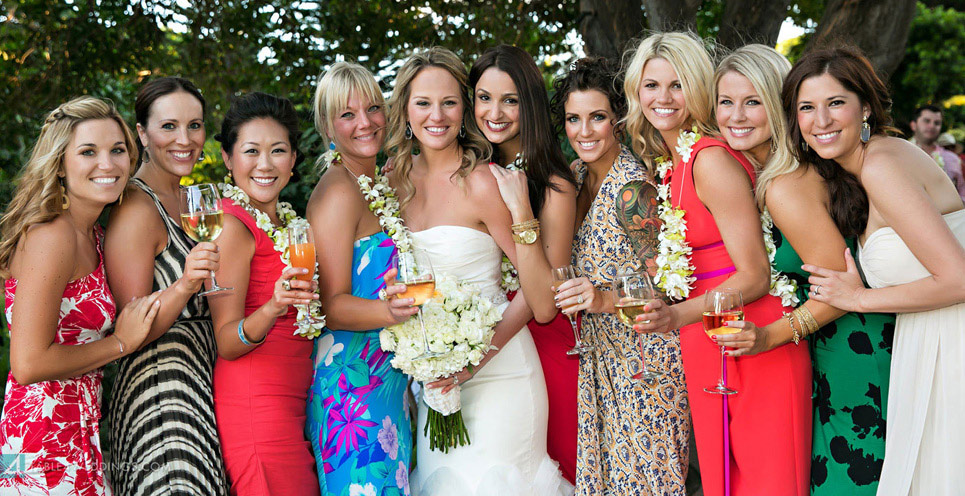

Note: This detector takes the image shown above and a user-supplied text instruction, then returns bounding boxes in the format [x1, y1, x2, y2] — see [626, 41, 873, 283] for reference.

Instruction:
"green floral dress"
[771, 227, 894, 495]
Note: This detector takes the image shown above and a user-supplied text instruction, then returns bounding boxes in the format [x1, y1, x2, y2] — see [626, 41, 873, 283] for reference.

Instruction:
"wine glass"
[615, 270, 662, 382]
[393, 249, 440, 360]
[288, 223, 323, 323]
[702, 288, 743, 395]
[552, 265, 594, 355]
[180, 184, 232, 295]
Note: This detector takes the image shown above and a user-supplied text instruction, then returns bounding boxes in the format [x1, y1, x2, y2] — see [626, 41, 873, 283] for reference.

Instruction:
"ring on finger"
[282, 279, 291, 291]
[577, 294, 583, 304]
[814, 285, 821, 295]
[378, 288, 388, 300]
[453, 376, 459, 386]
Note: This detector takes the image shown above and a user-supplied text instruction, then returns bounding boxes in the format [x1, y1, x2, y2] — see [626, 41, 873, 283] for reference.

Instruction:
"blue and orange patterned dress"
[306, 232, 412, 496]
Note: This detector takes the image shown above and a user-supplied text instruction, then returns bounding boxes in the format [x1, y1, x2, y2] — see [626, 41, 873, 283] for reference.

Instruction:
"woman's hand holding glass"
[267, 267, 319, 318]
[175, 242, 221, 296]
[380, 268, 421, 325]
[714, 320, 770, 357]
[554, 276, 606, 314]
[633, 299, 678, 334]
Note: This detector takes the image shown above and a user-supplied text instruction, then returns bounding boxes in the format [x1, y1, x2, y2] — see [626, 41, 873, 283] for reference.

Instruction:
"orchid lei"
[357, 174, 413, 253]
[761, 208, 800, 307]
[653, 128, 700, 300]
[219, 180, 326, 338]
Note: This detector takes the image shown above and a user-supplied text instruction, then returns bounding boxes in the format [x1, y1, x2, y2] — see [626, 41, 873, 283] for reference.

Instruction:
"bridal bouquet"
[379, 273, 502, 452]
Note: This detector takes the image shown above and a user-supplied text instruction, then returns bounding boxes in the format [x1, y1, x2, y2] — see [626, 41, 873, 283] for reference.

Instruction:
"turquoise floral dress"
[306, 232, 412, 496]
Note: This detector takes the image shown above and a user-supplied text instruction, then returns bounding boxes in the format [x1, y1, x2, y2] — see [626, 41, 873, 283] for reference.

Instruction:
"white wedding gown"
[858, 209, 965, 496]
[410, 226, 572, 496]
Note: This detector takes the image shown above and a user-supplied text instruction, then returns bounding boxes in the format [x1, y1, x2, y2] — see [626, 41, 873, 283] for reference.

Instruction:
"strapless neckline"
[860, 208, 965, 251]
[412, 224, 492, 238]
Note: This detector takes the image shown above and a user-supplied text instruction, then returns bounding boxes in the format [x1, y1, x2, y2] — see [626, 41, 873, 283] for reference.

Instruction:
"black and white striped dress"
[107, 178, 228, 496]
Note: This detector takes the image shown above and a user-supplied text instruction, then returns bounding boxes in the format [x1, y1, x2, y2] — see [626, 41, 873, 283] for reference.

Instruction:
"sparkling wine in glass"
[702, 288, 743, 395]
[393, 249, 440, 360]
[288, 223, 323, 324]
[552, 265, 594, 356]
[180, 184, 232, 295]
[615, 270, 662, 382]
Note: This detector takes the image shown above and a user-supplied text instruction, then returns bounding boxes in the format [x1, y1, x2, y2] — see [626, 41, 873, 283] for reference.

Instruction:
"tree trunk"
[578, 0, 646, 60]
[642, 0, 702, 32]
[717, 0, 792, 50]
[808, 0, 917, 78]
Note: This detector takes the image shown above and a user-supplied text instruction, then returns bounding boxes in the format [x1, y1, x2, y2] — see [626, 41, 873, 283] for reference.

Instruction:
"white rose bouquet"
[379, 273, 502, 452]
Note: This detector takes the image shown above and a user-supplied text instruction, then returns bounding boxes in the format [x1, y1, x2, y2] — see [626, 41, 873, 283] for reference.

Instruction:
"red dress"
[0, 228, 115, 495]
[527, 311, 578, 484]
[214, 200, 318, 496]
[666, 137, 811, 496]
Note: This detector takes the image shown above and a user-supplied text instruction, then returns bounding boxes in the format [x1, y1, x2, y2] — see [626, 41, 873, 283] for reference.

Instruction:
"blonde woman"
[622, 33, 811, 496]
[0, 97, 160, 494]
[385, 47, 569, 494]
[304, 61, 416, 495]
[711, 45, 894, 495]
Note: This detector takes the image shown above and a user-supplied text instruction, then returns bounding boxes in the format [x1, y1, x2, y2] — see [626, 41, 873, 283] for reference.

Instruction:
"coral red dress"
[527, 312, 578, 484]
[214, 200, 318, 496]
[0, 228, 115, 495]
[666, 137, 811, 496]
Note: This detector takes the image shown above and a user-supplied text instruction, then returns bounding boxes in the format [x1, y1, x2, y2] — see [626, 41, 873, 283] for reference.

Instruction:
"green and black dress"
[771, 228, 895, 495]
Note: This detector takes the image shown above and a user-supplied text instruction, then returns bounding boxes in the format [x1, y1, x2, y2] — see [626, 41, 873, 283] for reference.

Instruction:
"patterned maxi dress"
[107, 178, 228, 496]
[770, 229, 894, 495]
[0, 228, 115, 495]
[573, 145, 690, 495]
[305, 232, 412, 496]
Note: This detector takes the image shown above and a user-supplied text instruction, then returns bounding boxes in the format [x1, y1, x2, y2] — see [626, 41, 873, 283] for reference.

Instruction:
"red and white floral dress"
[0, 229, 116, 495]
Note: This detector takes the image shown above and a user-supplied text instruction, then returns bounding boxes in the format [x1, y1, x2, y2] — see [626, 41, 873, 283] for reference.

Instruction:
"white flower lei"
[653, 128, 700, 300]
[497, 153, 525, 293]
[356, 174, 413, 253]
[760, 208, 801, 307]
[219, 180, 326, 338]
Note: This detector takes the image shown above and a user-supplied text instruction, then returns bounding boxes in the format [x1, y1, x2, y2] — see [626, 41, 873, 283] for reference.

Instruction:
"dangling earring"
[226, 170, 233, 183]
[142, 149, 151, 163]
[59, 177, 70, 210]
[860, 115, 871, 143]
[770, 140, 778, 153]
[197, 150, 205, 163]
[802, 141, 809, 152]
[117, 188, 125, 205]
[459, 125, 466, 138]
[328, 142, 336, 152]
[404, 123, 413, 140]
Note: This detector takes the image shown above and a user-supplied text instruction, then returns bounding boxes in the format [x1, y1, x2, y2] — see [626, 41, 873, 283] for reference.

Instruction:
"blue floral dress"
[306, 232, 412, 496]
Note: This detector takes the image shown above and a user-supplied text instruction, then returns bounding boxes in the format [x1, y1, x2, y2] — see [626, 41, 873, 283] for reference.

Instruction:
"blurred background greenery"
[1, 0, 964, 397]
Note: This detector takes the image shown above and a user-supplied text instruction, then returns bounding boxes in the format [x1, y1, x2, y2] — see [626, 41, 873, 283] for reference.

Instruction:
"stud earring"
[226, 170, 233, 183]
[860, 115, 871, 143]
[197, 151, 205, 163]
[405, 124, 413, 140]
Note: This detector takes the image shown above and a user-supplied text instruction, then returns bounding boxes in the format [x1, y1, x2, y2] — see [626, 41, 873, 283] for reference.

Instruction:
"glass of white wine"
[615, 269, 663, 382]
[702, 288, 743, 395]
[180, 183, 232, 295]
[393, 249, 440, 360]
[552, 265, 594, 356]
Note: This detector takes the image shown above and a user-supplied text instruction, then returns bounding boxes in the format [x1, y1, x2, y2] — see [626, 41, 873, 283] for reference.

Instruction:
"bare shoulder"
[466, 160, 501, 199]
[547, 173, 578, 197]
[693, 146, 750, 184]
[860, 137, 931, 188]
[106, 185, 164, 237]
[767, 167, 829, 219]
[11, 217, 76, 280]
[307, 167, 364, 216]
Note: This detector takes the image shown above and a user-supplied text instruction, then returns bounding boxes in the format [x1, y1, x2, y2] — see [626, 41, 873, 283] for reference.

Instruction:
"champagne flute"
[288, 223, 323, 323]
[552, 265, 594, 355]
[393, 249, 441, 360]
[615, 270, 662, 382]
[180, 184, 232, 295]
[702, 288, 743, 395]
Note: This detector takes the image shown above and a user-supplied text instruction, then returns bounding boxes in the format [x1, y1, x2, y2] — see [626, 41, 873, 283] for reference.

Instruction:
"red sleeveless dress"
[666, 137, 811, 496]
[214, 199, 318, 496]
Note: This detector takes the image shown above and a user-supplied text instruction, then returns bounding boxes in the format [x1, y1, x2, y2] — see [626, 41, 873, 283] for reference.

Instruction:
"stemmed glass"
[615, 270, 663, 382]
[393, 249, 440, 360]
[180, 184, 232, 295]
[702, 288, 743, 395]
[288, 223, 324, 323]
[552, 265, 594, 355]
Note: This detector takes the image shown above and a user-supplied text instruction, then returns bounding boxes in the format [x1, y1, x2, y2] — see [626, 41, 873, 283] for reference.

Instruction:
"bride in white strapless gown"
[411, 226, 571, 495]
[858, 209, 965, 496]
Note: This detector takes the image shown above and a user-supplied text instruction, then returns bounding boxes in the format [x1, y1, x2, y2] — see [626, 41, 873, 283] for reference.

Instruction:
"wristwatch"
[512, 228, 539, 245]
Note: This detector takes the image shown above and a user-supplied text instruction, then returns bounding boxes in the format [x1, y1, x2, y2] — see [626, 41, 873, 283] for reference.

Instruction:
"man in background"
[910, 105, 964, 201]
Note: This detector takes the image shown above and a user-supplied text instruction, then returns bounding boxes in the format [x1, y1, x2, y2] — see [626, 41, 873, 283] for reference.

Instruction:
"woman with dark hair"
[784, 46, 965, 495]
[0, 96, 160, 495]
[469, 44, 579, 483]
[104, 76, 228, 495]
[551, 57, 689, 495]
[207, 92, 320, 495]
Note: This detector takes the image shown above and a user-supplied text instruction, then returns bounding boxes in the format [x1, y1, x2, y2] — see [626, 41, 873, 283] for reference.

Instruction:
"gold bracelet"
[511, 218, 540, 232]
[794, 306, 820, 337]
[783, 312, 801, 345]
[511, 218, 540, 245]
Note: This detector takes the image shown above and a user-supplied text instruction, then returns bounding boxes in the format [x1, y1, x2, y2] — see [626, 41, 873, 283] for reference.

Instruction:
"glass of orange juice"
[288, 223, 323, 323]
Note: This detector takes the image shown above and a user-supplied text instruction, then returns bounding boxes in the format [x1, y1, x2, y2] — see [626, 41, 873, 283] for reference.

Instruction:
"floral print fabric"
[306, 232, 412, 496]
[0, 229, 115, 495]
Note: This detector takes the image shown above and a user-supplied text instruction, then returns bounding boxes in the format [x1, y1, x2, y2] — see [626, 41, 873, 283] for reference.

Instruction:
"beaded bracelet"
[783, 311, 801, 345]
[237, 318, 265, 346]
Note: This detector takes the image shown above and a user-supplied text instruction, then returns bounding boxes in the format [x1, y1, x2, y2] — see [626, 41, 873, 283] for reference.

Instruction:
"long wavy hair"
[385, 47, 492, 208]
[312, 61, 385, 169]
[0, 96, 137, 278]
[623, 32, 717, 173]
[782, 46, 896, 238]
[714, 44, 793, 208]
[469, 45, 575, 217]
